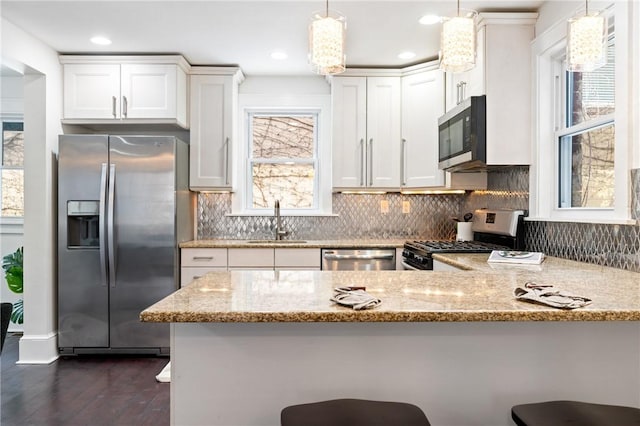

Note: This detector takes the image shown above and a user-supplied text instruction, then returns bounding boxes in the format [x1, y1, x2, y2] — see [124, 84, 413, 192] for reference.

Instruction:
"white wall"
[1, 17, 63, 363]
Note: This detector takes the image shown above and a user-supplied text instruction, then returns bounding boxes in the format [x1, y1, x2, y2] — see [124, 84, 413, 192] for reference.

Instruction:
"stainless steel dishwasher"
[321, 248, 396, 271]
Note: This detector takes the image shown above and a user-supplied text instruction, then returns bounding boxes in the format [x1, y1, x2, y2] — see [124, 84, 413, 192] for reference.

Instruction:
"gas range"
[402, 209, 526, 270]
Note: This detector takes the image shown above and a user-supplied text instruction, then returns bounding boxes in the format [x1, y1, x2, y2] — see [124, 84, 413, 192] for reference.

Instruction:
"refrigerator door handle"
[107, 164, 117, 287]
[99, 163, 108, 287]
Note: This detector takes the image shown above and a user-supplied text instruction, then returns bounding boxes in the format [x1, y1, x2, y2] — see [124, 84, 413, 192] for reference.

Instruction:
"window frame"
[530, 1, 634, 224]
[232, 94, 333, 216]
[556, 36, 616, 210]
[246, 110, 320, 212]
[1, 120, 25, 221]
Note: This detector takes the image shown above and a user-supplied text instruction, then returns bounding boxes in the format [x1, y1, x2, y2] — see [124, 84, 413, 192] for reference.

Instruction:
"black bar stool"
[281, 398, 431, 426]
[512, 400, 640, 426]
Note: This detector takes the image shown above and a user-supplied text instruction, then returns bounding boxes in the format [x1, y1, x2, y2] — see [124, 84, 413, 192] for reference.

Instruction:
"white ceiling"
[1, 0, 543, 76]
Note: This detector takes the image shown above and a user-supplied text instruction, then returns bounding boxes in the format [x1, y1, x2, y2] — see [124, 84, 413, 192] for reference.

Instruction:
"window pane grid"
[247, 112, 319, 210]
[557, 32, 615, 210]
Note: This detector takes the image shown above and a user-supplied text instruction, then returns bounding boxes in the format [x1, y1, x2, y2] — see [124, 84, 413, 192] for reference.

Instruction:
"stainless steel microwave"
[438, 95, 486, 171]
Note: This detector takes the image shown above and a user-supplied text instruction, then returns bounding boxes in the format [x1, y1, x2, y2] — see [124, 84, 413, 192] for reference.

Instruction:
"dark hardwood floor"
[1, 334, 170, 426]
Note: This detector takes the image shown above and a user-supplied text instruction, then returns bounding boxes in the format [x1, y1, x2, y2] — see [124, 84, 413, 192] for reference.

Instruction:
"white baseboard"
[16, 332, 59, 364]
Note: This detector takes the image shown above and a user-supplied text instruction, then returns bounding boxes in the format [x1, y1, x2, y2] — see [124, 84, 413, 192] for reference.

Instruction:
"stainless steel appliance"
[321, 249, 396, 271]
[57, 135, 194, 355]
[438, 95, 486, 171]
[402, 209, 525, 270]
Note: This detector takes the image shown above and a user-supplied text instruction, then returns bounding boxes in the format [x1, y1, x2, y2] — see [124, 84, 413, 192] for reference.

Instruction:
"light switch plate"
[402, 200, 411, 214]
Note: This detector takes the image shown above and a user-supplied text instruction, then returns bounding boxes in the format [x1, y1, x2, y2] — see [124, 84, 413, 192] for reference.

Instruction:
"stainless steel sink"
[247, 240, 307, 244]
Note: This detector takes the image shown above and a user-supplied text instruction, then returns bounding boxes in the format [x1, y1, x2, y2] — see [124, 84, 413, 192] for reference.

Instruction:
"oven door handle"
[401, 261, 422, 271]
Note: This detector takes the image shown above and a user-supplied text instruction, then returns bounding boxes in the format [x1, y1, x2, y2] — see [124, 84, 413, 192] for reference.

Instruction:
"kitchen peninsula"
[142, 257, 640, 426]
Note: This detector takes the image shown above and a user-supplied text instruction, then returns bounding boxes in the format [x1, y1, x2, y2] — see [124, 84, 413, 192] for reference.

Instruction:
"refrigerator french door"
[57, 135, 193, 354]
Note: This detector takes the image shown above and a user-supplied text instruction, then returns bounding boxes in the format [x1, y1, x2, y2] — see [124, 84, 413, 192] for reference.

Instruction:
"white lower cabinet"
[275, 248, 321, 270]
[181, 248, 228, 286]
[180, 267, 226, 287]
[228, 248, 274, 269]
[181, 248, 322, 284]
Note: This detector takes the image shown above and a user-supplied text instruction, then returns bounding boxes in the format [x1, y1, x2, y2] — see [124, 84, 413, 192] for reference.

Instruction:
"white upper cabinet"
[444, 13, 537, 166]
[189, 68, 244, 191]
[60, 55, 188, 127]
[401, 67, 445, 188]
[332, 75, 401, 190]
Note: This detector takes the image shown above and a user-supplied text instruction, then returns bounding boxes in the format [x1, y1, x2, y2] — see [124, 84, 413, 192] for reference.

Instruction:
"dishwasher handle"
[323, 252, 395, 261]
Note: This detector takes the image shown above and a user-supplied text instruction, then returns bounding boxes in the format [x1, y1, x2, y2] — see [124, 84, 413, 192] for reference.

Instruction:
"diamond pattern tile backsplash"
[198, 192, 463, 241]
[198, 166, 640, 272]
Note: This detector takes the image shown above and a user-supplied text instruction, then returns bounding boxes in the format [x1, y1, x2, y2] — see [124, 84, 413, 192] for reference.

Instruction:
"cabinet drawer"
[274, 248, 321, 268]
[228, 248, 274, 268]
[181, 248, 227, 267]
[180, 267, 226, 287]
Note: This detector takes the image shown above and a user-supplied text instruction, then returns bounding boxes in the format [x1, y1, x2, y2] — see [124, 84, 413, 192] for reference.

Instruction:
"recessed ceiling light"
[419, 14, 441, 25]
[90, 36, 112, 46]
[398, 51, 417, 60]
[270, 51, 288, 60]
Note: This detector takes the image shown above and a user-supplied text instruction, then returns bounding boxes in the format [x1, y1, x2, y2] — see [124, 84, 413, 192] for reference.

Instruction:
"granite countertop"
[141, 255, 640, 323]
[180, 239, 408, 249]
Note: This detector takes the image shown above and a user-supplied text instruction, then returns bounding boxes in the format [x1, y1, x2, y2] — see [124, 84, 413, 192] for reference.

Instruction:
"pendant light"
[566, 0, 608, 72]
[308, 0, 346, 75]
[439, 0, 477, 73]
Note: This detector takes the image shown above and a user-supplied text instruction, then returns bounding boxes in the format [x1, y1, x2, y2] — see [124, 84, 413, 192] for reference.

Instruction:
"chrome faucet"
[274, 200, 289, 240]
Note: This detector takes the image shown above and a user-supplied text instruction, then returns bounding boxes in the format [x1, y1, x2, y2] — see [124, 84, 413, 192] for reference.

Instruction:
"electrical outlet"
[402, 200, 411, 214]
[380, 200, 389, 214]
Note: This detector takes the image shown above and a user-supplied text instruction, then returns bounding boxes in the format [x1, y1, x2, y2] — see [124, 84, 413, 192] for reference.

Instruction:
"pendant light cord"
[326, 0, 329, 17]
[457, 0, 460, 17]
[585, 0, 589, 15]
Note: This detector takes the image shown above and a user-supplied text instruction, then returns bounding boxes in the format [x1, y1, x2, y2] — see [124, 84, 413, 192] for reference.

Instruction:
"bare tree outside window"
[559, 36, 615, 208]
[250, 114, 317, 209]
[1, 122, 24, 217]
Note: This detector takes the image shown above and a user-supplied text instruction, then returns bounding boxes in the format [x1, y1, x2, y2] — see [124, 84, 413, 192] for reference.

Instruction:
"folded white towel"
[330, 287, 382, 310]
[514, 282, 592, 310]
[488, 250, 545, 265]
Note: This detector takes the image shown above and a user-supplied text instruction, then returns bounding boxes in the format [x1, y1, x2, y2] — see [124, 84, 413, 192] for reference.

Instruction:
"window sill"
[0, 217, 24, 234]
[525, 216, 637, 226]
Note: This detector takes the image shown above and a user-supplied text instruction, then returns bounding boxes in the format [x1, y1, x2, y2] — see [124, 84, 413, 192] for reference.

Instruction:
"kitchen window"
[531, 2, 633, 223]
[248, 112, 318, 209]
[557, 36, 615, 209]
[233, 93, 332, 216]
[1, 121, 24, 218]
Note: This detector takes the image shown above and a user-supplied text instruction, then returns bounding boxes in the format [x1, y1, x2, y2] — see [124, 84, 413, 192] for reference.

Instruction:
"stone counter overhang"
[179, 239, 408, 248]
[141, 255, 640, 323]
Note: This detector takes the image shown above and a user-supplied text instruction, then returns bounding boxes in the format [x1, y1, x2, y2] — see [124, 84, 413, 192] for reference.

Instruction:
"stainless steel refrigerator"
[57, 135, 194, 355]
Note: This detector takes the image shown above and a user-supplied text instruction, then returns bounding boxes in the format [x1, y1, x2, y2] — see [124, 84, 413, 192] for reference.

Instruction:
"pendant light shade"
[566, 1, 607, 72]
[309, 1, 346, 75]
[439, 1, 477, 73]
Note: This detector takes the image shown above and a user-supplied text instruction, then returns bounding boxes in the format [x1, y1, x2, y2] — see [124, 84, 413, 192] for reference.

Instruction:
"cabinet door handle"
[224, 137, 230, 185]
[401, 138, 407, 186]
[359, 138, 365, 186]
[112, 96, 117, 118]
[461, 81, 466, 101]
[122, 96, 128, 118]
[193, 256, 214, 261]
[368, 138, 373, 186]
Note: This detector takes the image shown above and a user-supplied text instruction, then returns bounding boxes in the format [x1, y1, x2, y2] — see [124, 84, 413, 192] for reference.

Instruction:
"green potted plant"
[2, 246, 23, 324]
